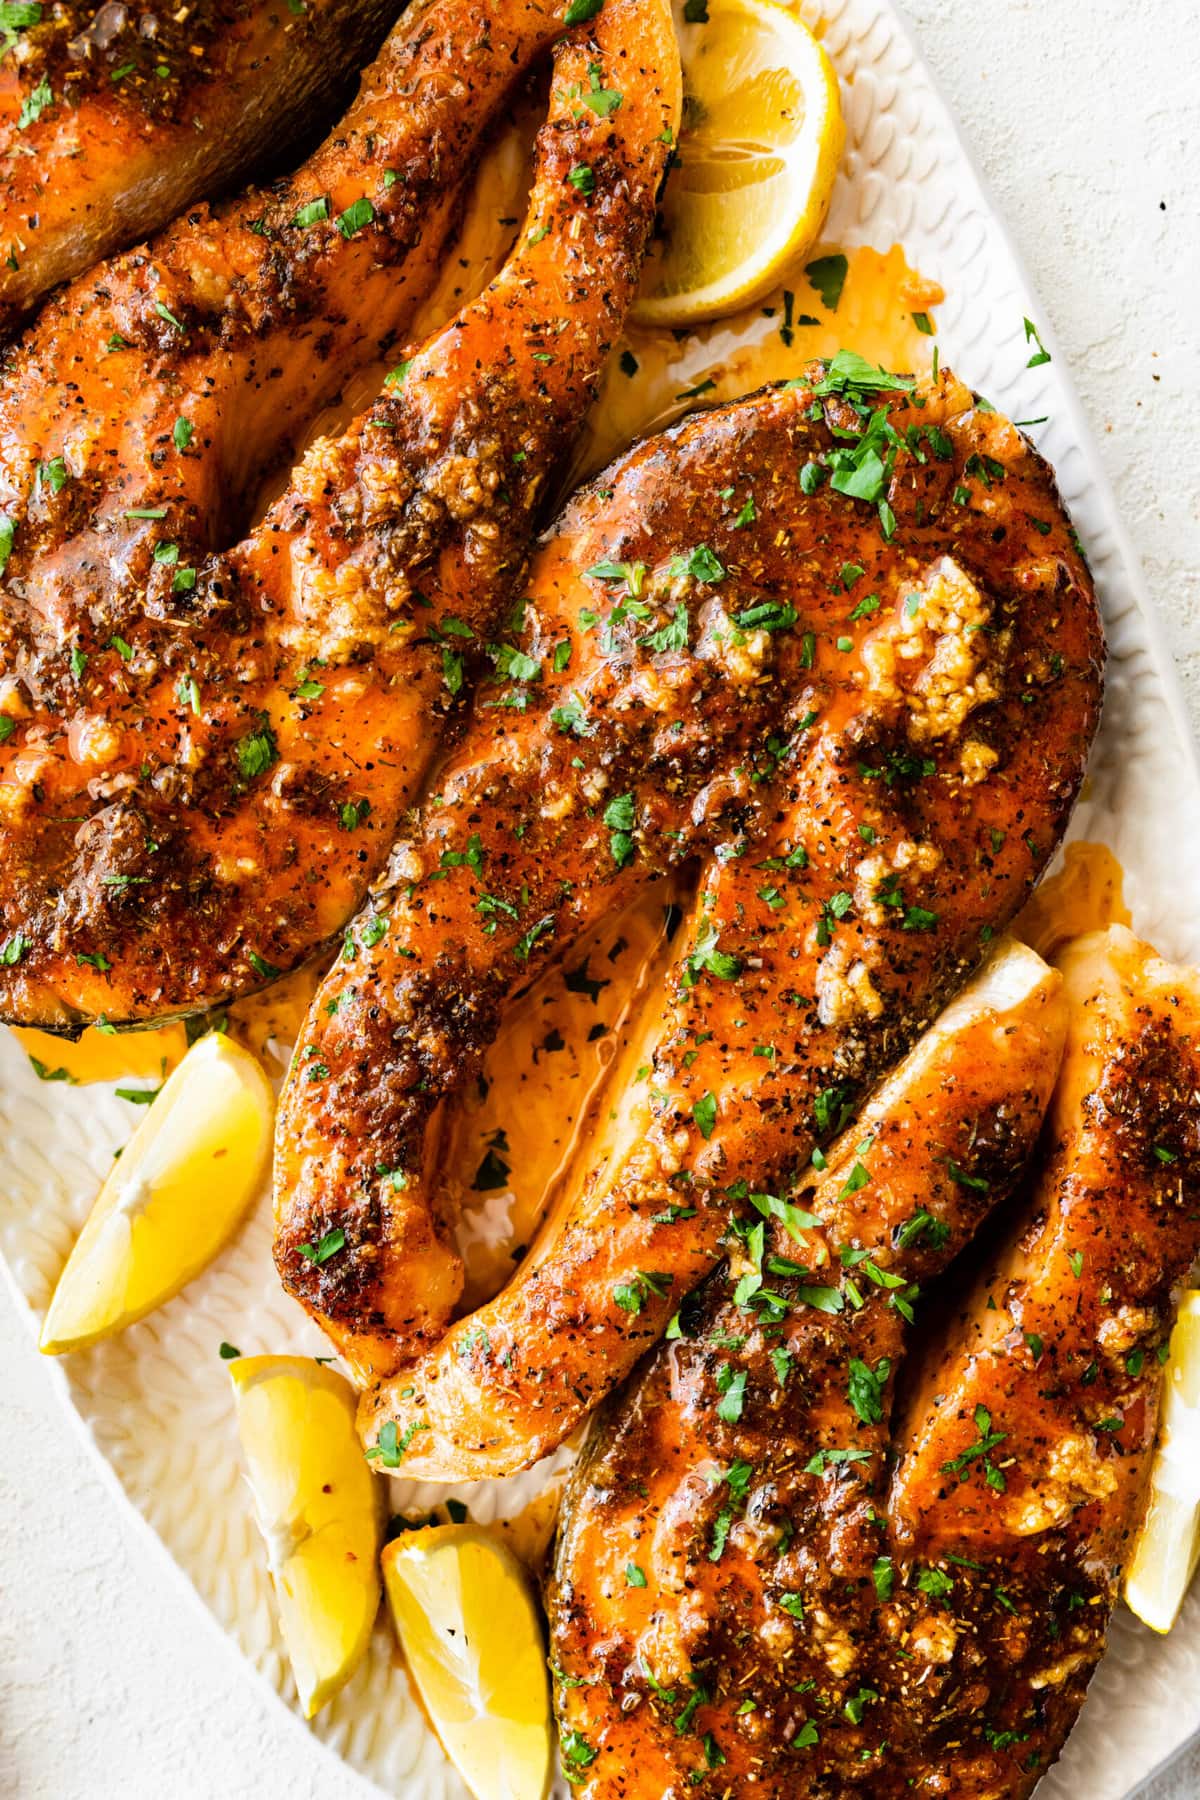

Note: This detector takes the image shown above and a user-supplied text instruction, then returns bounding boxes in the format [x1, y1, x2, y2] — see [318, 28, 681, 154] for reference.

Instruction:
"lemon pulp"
[231, 1355, 384, 1717]
[633, 0, 845, 325]
[383, 1524, 553, 1800]
[40, 1031, 274, 1354]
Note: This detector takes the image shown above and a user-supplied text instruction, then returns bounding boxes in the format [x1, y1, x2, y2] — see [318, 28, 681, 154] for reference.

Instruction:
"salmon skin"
[0, 0, 402, 335]
[269, 362, 1104, 1455]
[547, 926, 1200, 1797]
[0, 0, 680, 1026]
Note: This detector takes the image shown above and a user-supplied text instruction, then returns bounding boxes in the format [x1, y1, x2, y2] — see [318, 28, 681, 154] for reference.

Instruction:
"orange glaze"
[1016, 840, 1130, 960]
[10, 1018, 186, 1086]
[7, 940, 327, 1084]
[571, 242, 944, 486]
[274, 365, 1104, 1466]
[548, 927, 1200, 1798]
[6, 941, 325, 1083]
[257, 88, 547, 522]
[0, 0, 401, 336]
[0, 0, 681, 1030]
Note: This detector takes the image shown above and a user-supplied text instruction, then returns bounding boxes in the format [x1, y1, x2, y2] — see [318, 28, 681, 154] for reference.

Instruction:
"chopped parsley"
[236, 723, 278, 780]
[604, 791, 637, 868]
[940, 1402, 1007, 1492]
[692, 1090, 717, 1139]
[366, 1418, 429, 1467]
[336, 197, 376, 238]
[847, 1355, 890, 1425]
[293, 198, 329, 229]
[612, 1269, 671, 1315]
[685, 918, 740, 984]
[297, 1226, 346, 1266]
[804, 253, 848, 312]
[666, 543, 725, 584]
[715, 1364, 747, 1422]
[17, 77, 51, 130]
[1023, 316, 1051, 367]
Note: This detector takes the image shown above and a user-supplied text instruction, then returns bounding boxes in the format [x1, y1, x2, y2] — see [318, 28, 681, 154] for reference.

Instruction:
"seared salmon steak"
[269, 362, 1104, 1470]
[0, 0, 680, 1025]
[547, 926, 1200, 1797]
[0, 0, 400, 333]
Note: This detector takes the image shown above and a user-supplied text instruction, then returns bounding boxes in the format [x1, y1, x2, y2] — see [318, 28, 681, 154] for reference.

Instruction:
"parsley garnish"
[298, 1227, 346, 1266]
[666, 543, 725, 584]
[804, 253, 848, 312]
[365, 1418, 429, 1467]
[940, 1402, 1007, 1491]
[236, 723, 277, 779]
[734, 600, 795, 632]
[640, 603, 688, 653]
[685, 919, 740, 983]
[17, 77, 51, 130]
[613, 1269, 671, 1315]
[847, 1355, 891, 1425]
[604, 792, 636, 868]
[293, 198, 329, 229]
[1023, 316, 1051, 367]
[692, 1091, 717, 1139]
[336, 197, 375, 238]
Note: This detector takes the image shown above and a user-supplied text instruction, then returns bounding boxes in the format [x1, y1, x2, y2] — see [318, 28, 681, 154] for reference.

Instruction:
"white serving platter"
[2, 0, 1197, 1794]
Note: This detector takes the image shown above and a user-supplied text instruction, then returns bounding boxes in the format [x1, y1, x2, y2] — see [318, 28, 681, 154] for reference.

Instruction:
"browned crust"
[0, 0, 401, 331]
[271, 365, 1104, 1452]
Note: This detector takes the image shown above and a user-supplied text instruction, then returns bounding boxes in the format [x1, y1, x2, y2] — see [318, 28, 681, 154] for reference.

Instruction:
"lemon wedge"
[40, 1031, 273, 1354]
[230, 1356, 384, 1716]
[632, 0, 844, 325]
[383, 1524, 553, 1800]
[1125, 1292, 1200, 1632]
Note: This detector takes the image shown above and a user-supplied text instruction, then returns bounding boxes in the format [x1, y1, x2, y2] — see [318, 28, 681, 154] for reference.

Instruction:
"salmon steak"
[0, 0, 400, 334]
[0, 0, 680, 1025]
[270, 359, 1104, 1470]
[547, 925, 1200, 1797]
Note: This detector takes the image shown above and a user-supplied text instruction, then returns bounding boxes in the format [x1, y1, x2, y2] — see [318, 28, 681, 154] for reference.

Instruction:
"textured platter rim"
[3, 0, 1199, 1795]
[0, 1249, 369, 1795]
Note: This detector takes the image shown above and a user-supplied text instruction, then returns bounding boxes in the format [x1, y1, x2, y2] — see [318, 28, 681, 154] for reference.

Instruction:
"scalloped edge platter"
[3, 0, 1199, 1795]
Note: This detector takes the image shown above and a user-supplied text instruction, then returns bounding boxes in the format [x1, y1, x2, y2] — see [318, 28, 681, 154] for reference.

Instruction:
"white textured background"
[3, 1, 1198, 1795]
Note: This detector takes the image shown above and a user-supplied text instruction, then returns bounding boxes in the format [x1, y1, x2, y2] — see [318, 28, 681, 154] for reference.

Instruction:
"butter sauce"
[1015, 841, 1131, 961]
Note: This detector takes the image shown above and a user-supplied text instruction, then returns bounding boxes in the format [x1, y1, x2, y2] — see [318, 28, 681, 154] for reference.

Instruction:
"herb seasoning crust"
[548, 927, 1200, 1799]
[270, 363, 1104, 1469]
[0, 0, 400, 333]
[0, 0, 681, 1024]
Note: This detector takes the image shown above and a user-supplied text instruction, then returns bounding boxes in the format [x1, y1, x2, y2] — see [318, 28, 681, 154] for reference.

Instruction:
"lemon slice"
[231, 1356, 384, 1716]
[383, 1524, 553, 1800]
[1125, 1292, 1200, 1632]
[632, 0, 844, 325]
[40, 1032, 273, 1354]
